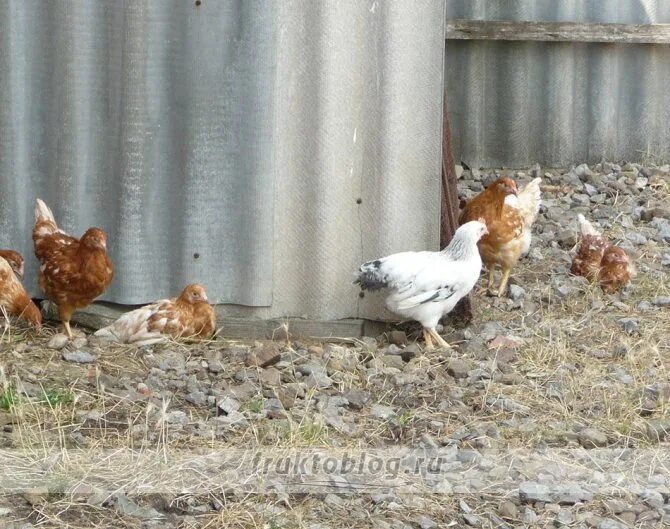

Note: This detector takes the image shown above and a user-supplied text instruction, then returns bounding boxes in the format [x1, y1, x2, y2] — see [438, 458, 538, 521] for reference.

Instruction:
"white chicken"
[355, 220, 488, 349]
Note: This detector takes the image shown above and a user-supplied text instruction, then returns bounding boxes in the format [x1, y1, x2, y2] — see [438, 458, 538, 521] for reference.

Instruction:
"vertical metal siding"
[0, 0, 447, 321]
[446, 0, 670, 168]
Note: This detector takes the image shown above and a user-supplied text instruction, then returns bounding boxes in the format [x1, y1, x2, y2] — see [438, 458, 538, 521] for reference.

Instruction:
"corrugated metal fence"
[0, 0, 445, 323]
[445, 0, 670, 168]
[2, 0, 666, 324]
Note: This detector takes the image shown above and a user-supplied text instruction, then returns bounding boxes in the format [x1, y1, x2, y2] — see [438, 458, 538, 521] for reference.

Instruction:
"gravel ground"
[0, 161, 668, 528]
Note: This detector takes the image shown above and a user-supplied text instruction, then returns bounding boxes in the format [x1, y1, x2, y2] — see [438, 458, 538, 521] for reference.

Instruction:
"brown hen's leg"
[58, 305, 75, 339]
[487, 267, 495, 290]
[498, 267, 512, 297]
[423, 328, 434, 350]
[428, 328, 451, 349]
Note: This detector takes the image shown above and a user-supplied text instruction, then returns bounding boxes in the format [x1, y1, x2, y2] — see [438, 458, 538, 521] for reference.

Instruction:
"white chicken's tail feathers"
[577, 213, 601, 237]
[354, 260, 388, 291]
[34, 199, 56, 223]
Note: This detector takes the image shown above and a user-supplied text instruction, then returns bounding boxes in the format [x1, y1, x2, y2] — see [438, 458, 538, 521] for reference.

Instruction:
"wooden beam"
[446, 19, 670, 44]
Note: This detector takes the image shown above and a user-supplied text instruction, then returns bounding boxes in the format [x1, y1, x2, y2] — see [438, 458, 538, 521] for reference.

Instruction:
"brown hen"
[570, 214, 609, 280]
[459, 177, 542, 296]
[0, 249, 25, 279]
[570, 214, 635, 293]
[0, 256, 41, 328]
[600, 246, 636, 294]
[94, 284, 216, 346]
[32, 199, 113, 338]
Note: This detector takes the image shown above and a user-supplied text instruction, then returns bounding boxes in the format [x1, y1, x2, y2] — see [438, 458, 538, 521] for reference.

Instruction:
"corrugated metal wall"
[0, 0, 446, 321]
[445, 0, 670, 168]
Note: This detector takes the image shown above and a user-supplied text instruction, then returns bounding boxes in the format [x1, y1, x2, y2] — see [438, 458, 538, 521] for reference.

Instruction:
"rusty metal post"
[441, 88, 473, 324]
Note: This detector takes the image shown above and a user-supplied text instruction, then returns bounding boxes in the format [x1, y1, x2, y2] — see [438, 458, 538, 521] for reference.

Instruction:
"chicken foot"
[62, 320, 73, 339]
[428, 328, 451, 349]
[497, 268, 512, 297]
[422, 328, 434, 350]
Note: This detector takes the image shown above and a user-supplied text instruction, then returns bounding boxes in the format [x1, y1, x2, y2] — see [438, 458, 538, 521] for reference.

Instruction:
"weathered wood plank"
[446, 19, 670, 44]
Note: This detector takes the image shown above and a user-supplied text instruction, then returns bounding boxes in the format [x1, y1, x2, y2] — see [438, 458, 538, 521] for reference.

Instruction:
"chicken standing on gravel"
[355, 220, 488, 349]
[459, 177, 542, 297]
[94, 284, 216, 346]
[571, 214, 636, 293]
[32, 199, 114, 338]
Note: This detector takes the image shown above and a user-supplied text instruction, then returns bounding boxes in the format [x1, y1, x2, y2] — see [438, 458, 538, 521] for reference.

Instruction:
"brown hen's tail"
[33, 198, 59, 238]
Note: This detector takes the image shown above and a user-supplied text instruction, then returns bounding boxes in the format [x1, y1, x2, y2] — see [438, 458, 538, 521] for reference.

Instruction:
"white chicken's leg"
[422, 328, 434, 350]
[428, 328, 451, 349]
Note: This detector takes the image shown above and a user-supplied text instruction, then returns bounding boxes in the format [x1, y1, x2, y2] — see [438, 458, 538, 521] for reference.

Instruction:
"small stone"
[557, 509, 573, 525]
[640, 489, 664, 509]
[382, 354, 405, 370]
[486, 396, 530, 415]
[637, 510, 660, 522]
[481, 321, 505, 341]
[297, 360, 327, 376]
[48, 334, 69, 350]
[245, 344, 281, 368]
[635, 176, 649, 189]
[662, 253, 670, 267]
[72, 337, 88, 349]
[207, 360, 224, 373]
[305, 372, 333, 389]
[646, 419, 670, 441]
[344, 389, 370, 410]
[463, 514, 481, 527]
[499, 501, 518, 519]
[446, 359, 471, 379]
[508, 284, 525, 301]
[637, 301, 653, 311]
[519, 482, 552, 503]
[578, 428, 609, 448]
[584, 183, 598, 196]
[557, 229, 577, 248]
[0, 507, 11, 517]
[625, 232, 647, 245]
[259, 367, 281, 386]
[617, 318, 639, 334]
[307, 345, 324, 357]
[618, 512, 636, 525]
[370, 404, 395, 420]
[166, 410, 187, 425]
[489, 335, 523, 350]
[388, 330, 407, 346]
[652, 296, 670, 307]
[217, 397, 241, 415]
[62, 350, 95, 363]
[418, 516, 437, 529]
[521, 507, 537, 524]
[114, 494, 163, 520]
[185, 392, 207, 406]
